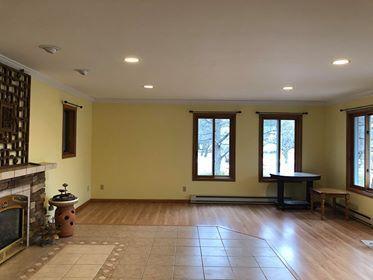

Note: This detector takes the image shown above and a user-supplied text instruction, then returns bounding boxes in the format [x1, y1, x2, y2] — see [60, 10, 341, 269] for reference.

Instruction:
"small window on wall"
[346, 109, 373, 197]
[62, 104, 77, 158]
[192, 112, 236, 181]
[259, 114, 302, 181]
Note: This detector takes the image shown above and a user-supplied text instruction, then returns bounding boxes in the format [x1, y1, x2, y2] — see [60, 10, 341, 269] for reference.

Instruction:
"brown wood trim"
[295, 115, 303, 172]
[347, 186, 373, 198]
[230, 114, 236, 181]
[76, 199, 91, 212]
[277, 120, 281, 172]
[365, 115, 370, 190]
[90, 199, 190, 203]
[212, 115, 216, 177]
[62, 104, 77, 159]
[189, 110, 241, 115]
[258, 114, 303, 182]
[192, 176, 235, 182]
[345, 109, 373, 198]
[62, 153, 76, 159]
[258, 115, 264, 181]
[192, 113, 198, 180]
[192, 112, 236, 181]
[191, 112, 239, 118]
[346, 112, 353, 191]
[259, 177, 277, 183]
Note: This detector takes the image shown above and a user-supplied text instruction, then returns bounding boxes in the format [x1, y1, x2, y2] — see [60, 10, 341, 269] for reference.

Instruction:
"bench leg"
[345, 194, 350, 220]
[333, 197, 337, 213]
[320, 194, 326, 220]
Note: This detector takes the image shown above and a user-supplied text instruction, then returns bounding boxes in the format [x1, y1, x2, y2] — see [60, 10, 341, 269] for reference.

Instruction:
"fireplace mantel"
[0, 162, 57, 181]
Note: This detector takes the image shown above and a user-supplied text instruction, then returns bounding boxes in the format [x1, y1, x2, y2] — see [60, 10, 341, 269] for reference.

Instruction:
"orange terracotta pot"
[54, 205, 76, 237]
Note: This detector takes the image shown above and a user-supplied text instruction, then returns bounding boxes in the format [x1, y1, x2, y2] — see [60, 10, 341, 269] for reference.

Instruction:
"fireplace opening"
[0, 195, 28, 264]
[0, 208, 23, 250]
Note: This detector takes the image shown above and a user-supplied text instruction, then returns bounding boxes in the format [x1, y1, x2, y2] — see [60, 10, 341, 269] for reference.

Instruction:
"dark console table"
[270, 172, 321, 210]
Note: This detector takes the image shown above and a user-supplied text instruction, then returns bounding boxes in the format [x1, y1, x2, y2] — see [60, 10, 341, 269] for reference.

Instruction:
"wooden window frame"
[258, 114, 303, 182]
[346, 109, 373, 197]
[192, 112, 236, 181]
[62, 104, 77, 159]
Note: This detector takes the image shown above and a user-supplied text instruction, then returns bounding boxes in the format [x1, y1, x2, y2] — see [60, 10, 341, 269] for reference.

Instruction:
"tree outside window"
[259, 114, 302, 181]
[193, 113, 236, 181]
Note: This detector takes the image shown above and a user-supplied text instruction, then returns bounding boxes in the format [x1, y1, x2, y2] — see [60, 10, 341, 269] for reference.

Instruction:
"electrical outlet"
[100, 184, 104, 190]
[182, 186, 187, 192]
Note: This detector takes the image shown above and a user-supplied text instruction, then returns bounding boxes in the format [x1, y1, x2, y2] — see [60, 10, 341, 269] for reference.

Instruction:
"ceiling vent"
[38, 45, 61, 54]
[74, 69, 90, 76]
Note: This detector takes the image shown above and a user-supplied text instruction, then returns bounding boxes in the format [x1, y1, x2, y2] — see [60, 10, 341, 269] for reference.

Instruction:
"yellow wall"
[29, 79, 92, 207]
[27, 78, 372, 218]
[91, 103, 326, 200]
[324, 96, 373, 218]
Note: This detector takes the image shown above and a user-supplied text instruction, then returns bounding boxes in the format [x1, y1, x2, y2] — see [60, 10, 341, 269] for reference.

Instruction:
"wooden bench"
[310, 188, 350, 220]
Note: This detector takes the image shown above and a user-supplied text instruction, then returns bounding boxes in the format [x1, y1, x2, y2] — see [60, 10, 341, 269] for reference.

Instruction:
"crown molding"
[94, 97, 327, 106]
[326, 89, 373, 105]
[0, 54, 95, 102]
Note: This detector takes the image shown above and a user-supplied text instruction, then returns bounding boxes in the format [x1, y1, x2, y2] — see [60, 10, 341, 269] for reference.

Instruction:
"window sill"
[62, 152, 76, 159]
[259, 177, 277, 183]
[193, 176, 235, 182]
[347, 186, 373, 198]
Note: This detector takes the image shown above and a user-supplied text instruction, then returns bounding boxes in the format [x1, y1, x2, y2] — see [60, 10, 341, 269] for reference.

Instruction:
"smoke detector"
[74, 69, 90, 76]
[38, 45, 61, 54]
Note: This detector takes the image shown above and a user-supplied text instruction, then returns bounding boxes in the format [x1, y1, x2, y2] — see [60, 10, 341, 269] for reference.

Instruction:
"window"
[62, 104, 77, 158]
[346, 109, 373, 197]
[259, 114, 302, 181]
[192, 112, 236, 181]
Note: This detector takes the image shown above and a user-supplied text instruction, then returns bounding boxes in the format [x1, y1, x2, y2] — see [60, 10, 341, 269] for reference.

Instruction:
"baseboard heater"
[190, 195, 282, 204]
[336, 203, 373, 227]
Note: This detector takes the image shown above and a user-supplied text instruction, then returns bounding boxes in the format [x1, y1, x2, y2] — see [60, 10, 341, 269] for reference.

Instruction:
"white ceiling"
[1, 0, 373, 102]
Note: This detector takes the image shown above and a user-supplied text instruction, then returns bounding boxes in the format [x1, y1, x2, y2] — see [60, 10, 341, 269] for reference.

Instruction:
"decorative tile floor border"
[18, 242, 65, 279]
[95, 242, 126, 280]
[14, 225, 298, 280]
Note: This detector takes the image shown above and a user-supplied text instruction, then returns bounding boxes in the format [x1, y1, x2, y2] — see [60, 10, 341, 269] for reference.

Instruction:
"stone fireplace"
[0, 59, 58, 264]
[0, 162, 56, 264]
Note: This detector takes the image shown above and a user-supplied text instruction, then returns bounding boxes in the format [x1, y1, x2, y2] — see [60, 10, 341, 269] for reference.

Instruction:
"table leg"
[277, 180, 285, 209]
[320, 194, 326, 220]
[306, 180, 313, 205]
[310, 191, 314, 213]
[333, 197, 337, 213]
[345, 194, 350, 220]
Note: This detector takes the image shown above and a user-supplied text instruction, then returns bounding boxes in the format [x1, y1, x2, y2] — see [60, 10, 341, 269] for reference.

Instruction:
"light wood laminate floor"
[77, 202, 373, 280]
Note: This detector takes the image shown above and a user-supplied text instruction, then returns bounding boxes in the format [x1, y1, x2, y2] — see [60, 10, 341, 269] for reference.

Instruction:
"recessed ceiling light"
[38, 45, 61, 54]
[74, 69, 90, 76]
[144, 85, 154, 89]
[124, 57, 140, 63]
[332, 58, 350, 65]
[282, 86, 294, 91]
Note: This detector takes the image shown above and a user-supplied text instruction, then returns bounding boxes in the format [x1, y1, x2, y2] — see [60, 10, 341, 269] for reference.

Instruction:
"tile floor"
[7, 225, 296, 280]
[30, 245, 114, 279]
